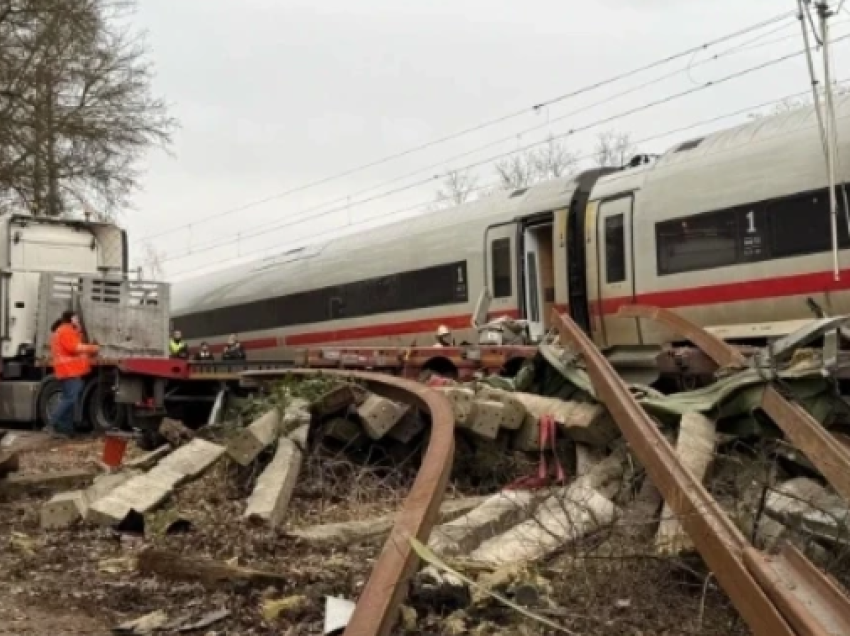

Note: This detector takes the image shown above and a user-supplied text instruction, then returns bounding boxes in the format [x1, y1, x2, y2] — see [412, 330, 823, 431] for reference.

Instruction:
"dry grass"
[4, 399, 850, 634]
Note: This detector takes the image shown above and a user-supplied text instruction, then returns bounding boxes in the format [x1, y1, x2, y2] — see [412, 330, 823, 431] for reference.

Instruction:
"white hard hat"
[436, 325, 450, 336]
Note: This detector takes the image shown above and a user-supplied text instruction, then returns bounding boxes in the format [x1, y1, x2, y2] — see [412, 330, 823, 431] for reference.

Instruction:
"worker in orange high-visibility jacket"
[46, 310, 99, 437]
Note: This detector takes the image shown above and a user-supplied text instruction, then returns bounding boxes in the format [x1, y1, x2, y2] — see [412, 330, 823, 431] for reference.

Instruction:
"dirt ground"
[0, 427, 755, 635]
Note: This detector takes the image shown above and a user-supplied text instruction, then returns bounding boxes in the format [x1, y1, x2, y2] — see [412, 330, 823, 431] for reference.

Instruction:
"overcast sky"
[124, 0, 850, 281]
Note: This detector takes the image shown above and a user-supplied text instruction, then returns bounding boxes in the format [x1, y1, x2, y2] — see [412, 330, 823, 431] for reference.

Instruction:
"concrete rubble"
[323, 417, 364, 444]
[281, 398, 312, 434]
[290, 495, 488, 545]
[357, 394, 410, 440]
[226, 409, 281, 466]
[470, 483, 619, 566]
[156, 438, 226, 484]
[766, 477, 850, 545]
[427, 490, 550, 558]
[437, 386, 476, 427]
[244, 427, 304, 527]
[123, 444, 172, 470]
[18, 329, 850, 636]
[387, 410, 426, 444]
[41, 437, 226, 528]
[40, 490, 90, 530]
[469, 452, 625, 565]
[655, 412, 717, 555]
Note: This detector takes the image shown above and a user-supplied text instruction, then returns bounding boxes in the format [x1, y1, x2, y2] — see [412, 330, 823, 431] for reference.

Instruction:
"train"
[172, 93, 850, 361]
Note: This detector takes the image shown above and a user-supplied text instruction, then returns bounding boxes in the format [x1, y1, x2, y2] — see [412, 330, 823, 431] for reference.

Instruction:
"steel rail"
[615, 305, 850, 634]
[240, 368, 455, 636]
[553, 310, 797, 636]
[619, 305, 850, 505]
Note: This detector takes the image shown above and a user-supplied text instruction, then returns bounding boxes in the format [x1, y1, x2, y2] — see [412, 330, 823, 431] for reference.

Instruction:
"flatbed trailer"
[111, 344, 539, 436]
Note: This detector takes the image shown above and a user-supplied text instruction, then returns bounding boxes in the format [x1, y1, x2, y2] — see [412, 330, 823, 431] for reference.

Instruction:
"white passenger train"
[172, 94, 850, 358]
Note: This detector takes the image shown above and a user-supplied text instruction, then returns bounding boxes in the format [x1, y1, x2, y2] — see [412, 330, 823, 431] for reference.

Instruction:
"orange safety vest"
[51, 324, 96, 379]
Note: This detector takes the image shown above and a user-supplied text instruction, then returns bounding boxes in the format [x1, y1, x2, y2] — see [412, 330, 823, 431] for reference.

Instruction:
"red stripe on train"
[219, 267, 850, 351]
[595, 267, 850, 315]
[285, 310, 522, 346]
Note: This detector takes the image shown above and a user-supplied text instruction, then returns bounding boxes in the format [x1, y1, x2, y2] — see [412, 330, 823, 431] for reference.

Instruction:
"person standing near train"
[46, 310, 99, 438]
[169, 329, 188, 359]
[433, 325, 452, 347]
[222, 334, 246, 360]
[193, 341, 214, 361]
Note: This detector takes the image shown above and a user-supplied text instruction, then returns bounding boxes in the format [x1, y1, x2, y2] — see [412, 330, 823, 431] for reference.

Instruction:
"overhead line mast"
[817, 2, 842, 280]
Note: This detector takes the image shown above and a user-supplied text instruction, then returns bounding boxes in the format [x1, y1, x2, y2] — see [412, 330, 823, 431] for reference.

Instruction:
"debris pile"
[403, 334, 850, 634]
[4, 312, 850, 634]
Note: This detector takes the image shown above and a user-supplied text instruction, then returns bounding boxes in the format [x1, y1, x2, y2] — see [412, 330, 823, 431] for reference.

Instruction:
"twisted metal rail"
[619, 305, 850, 506]
[240, 368, 455, 636]
[555, 309, 850, 636]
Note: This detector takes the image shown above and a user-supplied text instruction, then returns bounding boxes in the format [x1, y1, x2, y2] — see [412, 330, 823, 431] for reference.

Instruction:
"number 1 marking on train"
[746, 210, 756, 234]
[457, 266, 464, 284]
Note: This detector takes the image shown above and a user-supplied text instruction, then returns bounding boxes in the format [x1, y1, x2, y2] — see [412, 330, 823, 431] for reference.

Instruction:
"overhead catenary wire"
[137, 9, 798, 243]
[161, 38, 850, 265]
[167, 80, 850, 280]
[174, 23, 832, 259]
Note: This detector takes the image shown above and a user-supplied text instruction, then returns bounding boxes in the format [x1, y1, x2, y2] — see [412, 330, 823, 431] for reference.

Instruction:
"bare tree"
[493, 136, 578, 190]
[0, 0, 176, 219]
[748, 84, 850, 119]
[434, 169, 479, 208]
[593, 130, 638, 168]
[532, 135, 578, 181]
[494, 153, 536, 190]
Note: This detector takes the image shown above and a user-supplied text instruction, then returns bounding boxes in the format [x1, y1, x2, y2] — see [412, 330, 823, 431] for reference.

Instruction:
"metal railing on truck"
[36, 273, 169, 360]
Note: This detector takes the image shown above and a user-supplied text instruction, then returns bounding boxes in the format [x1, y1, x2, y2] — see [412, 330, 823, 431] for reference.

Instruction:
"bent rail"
[240, 368, 455, 636]
[554, 310, 849, 636]
[611, 305, 850, 634]
[619, 304, 850, 505]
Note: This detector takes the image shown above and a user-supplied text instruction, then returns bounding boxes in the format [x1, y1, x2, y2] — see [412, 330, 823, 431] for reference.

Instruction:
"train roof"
[591, 92, 850, 202]
[655, 92, 850, 168]
[171, 173, 584, 314]
[172, 94, 850, 317]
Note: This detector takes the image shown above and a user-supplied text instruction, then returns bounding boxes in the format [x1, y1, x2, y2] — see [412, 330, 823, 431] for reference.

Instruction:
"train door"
[521, 220, 554, 341]
[482, 222, 518, 325]
[595, 195, 639, 346]
[566, 193, 591, 334]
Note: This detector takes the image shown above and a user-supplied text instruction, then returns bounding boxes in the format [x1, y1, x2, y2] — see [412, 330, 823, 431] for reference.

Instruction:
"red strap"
[539, 415, 566, 484]
[504, 415, 566, 490]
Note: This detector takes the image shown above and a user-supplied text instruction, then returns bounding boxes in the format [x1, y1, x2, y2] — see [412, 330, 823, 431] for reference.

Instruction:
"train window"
[491, 238, 512, 298]
[656, 210, 738, 275]
[604, 214, 626, 283]
[770, 191, 850, 258]
[177, 260, 469, 338]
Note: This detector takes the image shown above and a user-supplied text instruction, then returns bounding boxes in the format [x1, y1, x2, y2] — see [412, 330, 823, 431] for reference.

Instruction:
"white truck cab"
[0, 212, 169, 428]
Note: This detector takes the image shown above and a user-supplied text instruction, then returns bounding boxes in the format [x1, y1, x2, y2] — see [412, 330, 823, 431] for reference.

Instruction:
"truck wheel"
[36, 376, 63, 427]
[84, 375, 129, 432]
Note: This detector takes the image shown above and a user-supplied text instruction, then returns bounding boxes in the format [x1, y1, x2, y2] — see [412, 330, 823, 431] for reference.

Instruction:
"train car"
[587, 92, 850, 349]
[172, 94, 850, 356]
[171, 172, 604, 357]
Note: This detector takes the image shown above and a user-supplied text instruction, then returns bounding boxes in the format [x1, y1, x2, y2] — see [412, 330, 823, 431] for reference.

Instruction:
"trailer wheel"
[419, 357, 459, 382]
[36, 376, 63, 427]
[84, 375, 129, 432]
